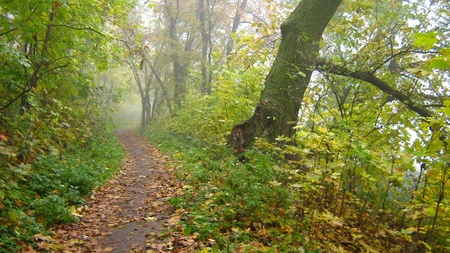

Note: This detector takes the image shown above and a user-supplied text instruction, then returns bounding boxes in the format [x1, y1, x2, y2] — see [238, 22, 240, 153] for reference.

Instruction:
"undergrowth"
[146, 128, 309, 252]
[146, 123, 449, 252]
[0, 131, 124, 252]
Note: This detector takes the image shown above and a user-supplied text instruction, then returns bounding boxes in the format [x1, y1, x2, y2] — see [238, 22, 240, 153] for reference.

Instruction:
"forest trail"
[50, 129, 195, 252]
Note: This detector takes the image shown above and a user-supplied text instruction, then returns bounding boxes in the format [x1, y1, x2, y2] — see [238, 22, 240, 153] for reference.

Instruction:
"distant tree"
[197, 0, 216, 94]
[120, 15, 156, 129]
[225, 0, 248, 58]
[162, 0, 196, 108]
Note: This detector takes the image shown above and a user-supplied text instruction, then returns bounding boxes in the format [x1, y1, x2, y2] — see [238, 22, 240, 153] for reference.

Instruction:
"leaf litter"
[46, 129, 200, 253]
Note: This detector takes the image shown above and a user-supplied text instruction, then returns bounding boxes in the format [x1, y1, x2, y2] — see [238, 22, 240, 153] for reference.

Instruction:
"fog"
[112, 93, 142, 129]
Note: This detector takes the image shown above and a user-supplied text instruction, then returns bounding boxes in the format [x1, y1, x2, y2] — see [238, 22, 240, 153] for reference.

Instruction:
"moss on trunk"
[228, 0, 342, 155]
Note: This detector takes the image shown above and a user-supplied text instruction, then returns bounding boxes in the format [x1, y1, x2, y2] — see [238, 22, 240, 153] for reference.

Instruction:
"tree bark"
[148, 63, 172, 115]
[225, 0, 248, 58]
[198, 0, 214, 94]
[164, 0, 192, 109]
[128, 59, 147, 130]
[228, 0, 342, 155]
[143, 64, 154, 127]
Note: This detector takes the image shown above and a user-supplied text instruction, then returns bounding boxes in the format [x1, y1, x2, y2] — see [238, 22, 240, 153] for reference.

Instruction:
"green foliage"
[0, 129, 124, 252]
[0, 0, 131, 251]
[143, 1, 450, 250]
[31, 195, 77, 226]
[0, 209, 43, 252]
[149, 115, 355, 251]
[168, 33, 271, 144]
[148, 116, 448, 251]
[0, 0, 133, 115]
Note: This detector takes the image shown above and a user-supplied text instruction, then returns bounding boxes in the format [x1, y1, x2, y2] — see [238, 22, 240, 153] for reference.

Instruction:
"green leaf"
[443, 99, 450, 107]
[8, 210, 21, 223]
[424, 206, 436, 217]
[420, 241, 433, 251]
[297, 70, 306, 77]
[400, 227, 415, 234]
[413, 32, 438, 50]
[440, 48, 450, 56]
[183, 225, 193, 236]
[427, 57, 449, 70]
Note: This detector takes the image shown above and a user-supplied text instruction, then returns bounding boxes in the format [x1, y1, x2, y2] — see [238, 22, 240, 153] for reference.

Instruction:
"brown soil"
[50, 129, 198, 252]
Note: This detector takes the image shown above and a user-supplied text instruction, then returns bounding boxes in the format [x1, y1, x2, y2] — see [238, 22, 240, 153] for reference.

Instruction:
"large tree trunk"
[228, 0, 342, 155]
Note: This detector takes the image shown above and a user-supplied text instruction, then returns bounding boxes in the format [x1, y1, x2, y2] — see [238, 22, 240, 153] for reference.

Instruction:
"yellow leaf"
[419, 241, 433, 250]
[0, 133, 8, 142]
[281, 224, 294, 233]
[269, 180, 281, 187]
[70, 206, 82, 217]
[103, 246, 114, 252]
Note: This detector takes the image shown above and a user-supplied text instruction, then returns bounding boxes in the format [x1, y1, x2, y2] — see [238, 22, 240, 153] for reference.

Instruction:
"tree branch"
[148, 63, 172, 115]
[52, 24, 108, 38]
[41, 8, 57, 56]
[0, 86, 32, 112]
[0, 4, 39, 37]
[315, 59, 433, 118]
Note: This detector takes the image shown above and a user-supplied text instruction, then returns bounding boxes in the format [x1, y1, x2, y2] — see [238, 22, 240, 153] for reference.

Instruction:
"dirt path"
[50, 129, 195, 252]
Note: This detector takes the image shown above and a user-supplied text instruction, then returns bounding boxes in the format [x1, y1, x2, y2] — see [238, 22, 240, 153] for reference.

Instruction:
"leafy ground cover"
[2, 123, 447, 252]
[145, 125, 449, 252]
[40, 129, 201, 253]
[0, 129, 124, 252]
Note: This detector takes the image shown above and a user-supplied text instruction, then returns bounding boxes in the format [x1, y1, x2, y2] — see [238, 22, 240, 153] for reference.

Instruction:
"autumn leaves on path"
[51, 130, 193, 252]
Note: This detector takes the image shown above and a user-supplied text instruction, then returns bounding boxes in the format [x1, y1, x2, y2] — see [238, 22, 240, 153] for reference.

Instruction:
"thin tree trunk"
[129, 63, 146, 130]
[148, 63, 172, 115]
[164, 0, 190, 109]
[198, 0, 213, 94]
[228, 0, 342, 155]
[21, 8, 57, 110]
[225, 0, 248, 58]
[144, 64, 153, 127]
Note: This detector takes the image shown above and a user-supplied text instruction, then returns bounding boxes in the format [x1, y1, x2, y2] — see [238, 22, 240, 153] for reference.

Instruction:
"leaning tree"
[227, 0, 439, 155]
[228, 0, 342, 154]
